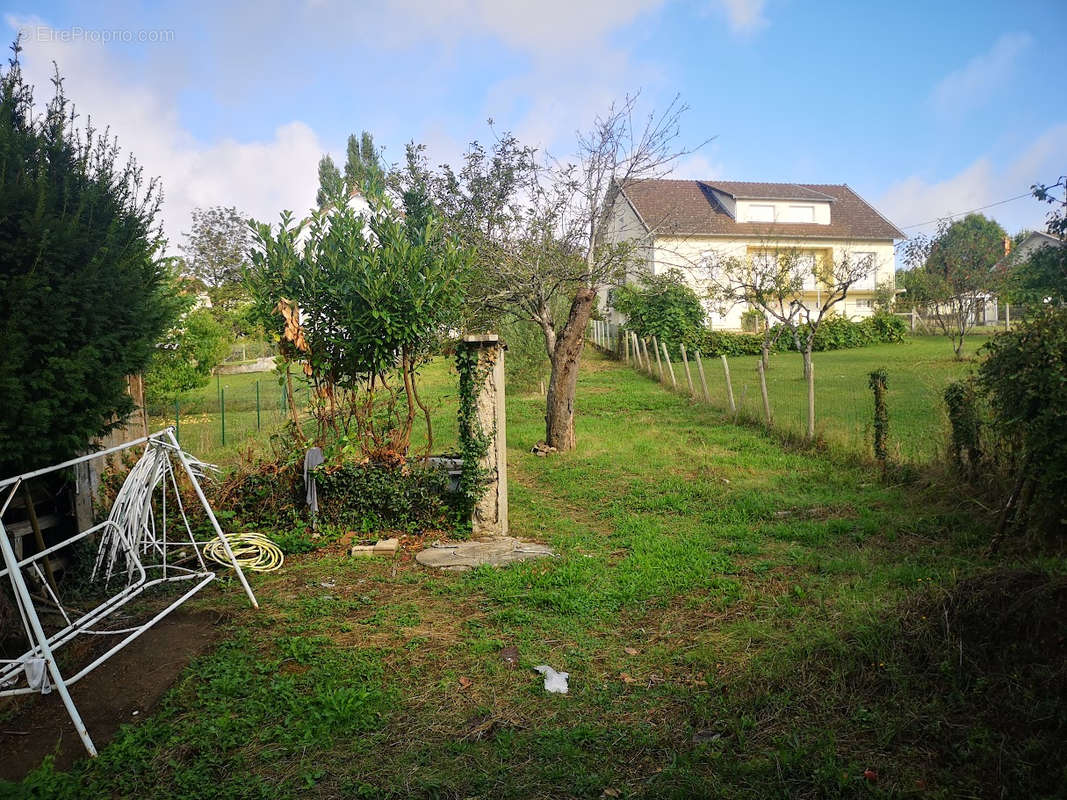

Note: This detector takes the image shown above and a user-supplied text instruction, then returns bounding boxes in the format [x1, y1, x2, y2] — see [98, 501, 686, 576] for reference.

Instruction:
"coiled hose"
[203, 532, 284, 573]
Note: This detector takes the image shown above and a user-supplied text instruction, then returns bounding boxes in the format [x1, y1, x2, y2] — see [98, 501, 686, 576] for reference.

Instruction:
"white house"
[604, 179, 905, 330]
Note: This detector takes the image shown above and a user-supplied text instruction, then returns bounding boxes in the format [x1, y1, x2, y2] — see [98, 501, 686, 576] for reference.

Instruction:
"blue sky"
[4, 0, 1065, 247]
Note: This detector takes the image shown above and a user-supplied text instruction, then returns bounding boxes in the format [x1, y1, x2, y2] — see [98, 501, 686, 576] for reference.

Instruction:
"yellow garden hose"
[203, 532, 285, 573]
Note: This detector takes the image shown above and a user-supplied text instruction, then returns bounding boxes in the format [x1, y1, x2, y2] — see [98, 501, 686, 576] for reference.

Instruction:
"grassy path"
[12, 350, 1057, 800]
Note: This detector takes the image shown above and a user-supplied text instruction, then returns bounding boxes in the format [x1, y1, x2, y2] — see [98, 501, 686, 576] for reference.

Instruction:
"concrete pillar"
[459, 335, 508, 537]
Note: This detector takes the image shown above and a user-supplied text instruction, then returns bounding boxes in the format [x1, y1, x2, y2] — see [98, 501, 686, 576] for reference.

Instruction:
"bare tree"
[435, 95, 700, 451]
[705, 242, 876, 438]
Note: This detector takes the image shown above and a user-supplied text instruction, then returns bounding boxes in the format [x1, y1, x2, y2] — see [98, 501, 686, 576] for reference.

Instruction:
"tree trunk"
[545, 287, 596, 451]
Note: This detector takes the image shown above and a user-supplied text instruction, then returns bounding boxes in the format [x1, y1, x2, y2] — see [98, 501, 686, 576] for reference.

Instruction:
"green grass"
[15, 346, 1060, 799]
[645, 335, 988, 464]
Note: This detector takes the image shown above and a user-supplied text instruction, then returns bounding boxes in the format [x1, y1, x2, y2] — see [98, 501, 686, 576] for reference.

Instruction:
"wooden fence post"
[806, 359, 815, 441]
[661, 341, 677, 388]
[757, 359, 772, 425]
[721, 355, 736, 415]
[652, 337, 664, 381]
[680, 344, 696, 398]
[695, 351, 711, 403]
[623, 330, 630, 364]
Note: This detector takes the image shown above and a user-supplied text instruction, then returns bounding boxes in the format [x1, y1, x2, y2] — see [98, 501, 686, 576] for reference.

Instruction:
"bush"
[314, 461, 457, 534]
[694, 329, 771, 357]
[976, 306, 1067, 534]
[614, 270, 705, 351]
[687, 313, 905, 358]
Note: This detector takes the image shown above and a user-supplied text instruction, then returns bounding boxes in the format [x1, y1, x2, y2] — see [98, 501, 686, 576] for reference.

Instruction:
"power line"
[899, 189, 1041, 230]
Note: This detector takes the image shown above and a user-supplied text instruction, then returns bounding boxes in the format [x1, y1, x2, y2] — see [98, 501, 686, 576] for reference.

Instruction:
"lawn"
[151, 335, 986, 469]
[635, 334, 989, 464]
[8, 345, 1061, 799]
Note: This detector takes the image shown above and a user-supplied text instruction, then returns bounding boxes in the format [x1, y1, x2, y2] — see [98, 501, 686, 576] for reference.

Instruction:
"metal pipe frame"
[0, 428, 260, 757]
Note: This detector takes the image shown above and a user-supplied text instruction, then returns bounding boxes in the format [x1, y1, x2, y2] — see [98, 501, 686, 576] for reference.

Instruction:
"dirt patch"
[0, 609, 225, 782]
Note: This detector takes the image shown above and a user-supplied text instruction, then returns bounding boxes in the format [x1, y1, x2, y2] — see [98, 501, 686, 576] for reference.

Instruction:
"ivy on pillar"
[456, 334, 509, 537]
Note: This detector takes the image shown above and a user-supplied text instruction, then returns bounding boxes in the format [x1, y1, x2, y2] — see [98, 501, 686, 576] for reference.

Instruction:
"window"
[784, 205, 815, 223]
[854, 299, 873, 309]
[748, 204, 775, 222]
[851, 251, 877, 290]
[796, 253, 817, 290]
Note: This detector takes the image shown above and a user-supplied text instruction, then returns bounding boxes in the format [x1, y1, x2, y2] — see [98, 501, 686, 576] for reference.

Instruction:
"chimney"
[1004, 235, 1012, 256]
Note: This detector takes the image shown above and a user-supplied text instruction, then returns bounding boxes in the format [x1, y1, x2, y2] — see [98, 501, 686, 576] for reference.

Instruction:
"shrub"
[863, 311, 908, 343]
[694, 329, 771, 357]
[614, 270, 705, 352]
[650, 312, 906, 358]
[977, 305, 1067, 535]
[314, 461, 457, 534]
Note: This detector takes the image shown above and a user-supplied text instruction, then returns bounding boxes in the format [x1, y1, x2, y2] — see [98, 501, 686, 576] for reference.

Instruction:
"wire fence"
[146, 373, 314, 462]
[589, 320, 951, 466]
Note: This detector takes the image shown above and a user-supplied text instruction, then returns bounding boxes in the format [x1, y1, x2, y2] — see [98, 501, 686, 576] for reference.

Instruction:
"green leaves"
[0, 46, 176, 475]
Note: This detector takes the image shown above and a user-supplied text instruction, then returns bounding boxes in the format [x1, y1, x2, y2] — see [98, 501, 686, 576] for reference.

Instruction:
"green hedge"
[314, 461, 458, 533]
[680, 313, 907, 357]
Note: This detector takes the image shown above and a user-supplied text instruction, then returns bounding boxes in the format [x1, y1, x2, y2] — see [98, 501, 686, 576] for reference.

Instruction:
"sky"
[4, 0, 1066, 254]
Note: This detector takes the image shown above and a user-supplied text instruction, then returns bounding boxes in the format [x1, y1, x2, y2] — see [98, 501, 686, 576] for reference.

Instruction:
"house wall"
[609, 233, 896, 330]
[600, 193, 652, 315]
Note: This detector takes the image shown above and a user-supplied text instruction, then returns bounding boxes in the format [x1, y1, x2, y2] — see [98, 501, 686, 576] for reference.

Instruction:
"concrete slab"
[415, 537, 555, 571]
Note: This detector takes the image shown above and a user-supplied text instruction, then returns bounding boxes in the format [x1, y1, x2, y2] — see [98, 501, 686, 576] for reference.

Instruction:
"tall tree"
[180, 204, 252, 319]
[344, 131, 385, 195]
[434, 96, 697, 451]
[0, 40, 178, 475]
[316, 154, 344, 208]
[902, 214, 1007, 359]
[1004, 177, 1067, 304]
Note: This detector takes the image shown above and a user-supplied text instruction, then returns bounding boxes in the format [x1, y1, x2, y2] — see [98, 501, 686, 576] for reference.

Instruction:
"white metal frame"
[0, 428, 258, 756]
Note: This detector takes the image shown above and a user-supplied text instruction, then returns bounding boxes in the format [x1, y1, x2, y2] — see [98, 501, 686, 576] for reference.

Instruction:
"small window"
[748, 204, 775, 222]
[785, 205, 815, 223]
[855, 299, 873, 309]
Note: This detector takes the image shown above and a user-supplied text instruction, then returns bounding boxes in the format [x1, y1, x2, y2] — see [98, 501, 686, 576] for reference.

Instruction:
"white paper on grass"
[533, 664, 569, 694]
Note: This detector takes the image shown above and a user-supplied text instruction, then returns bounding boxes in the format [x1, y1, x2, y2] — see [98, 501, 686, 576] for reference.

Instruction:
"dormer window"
[784, 205, 815, 223]
[748, 204, 775, 222]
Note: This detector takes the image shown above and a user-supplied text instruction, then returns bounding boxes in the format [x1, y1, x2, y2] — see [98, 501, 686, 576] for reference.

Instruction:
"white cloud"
[710, 0, 767, 34]
[877, 122, 1067, 236]
[7, 15, 324, 251]
[930, 32, 1032, 117]
[378, 0, 664, 53]
[670, 152, 726, 180]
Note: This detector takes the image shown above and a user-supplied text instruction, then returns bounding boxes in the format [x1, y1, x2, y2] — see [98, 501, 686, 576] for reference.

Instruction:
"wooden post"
[806, 359, 815, 441]
[634, 333, 645, 371]
[1005, 303, 1011, 331]
[757, 359, 772, 425]
[623, 330, 630, 364]
[721, 355, 736, 415]
[661, 341, 677, 388]
[22, 485, 58, 594]
[652, 337, 664, 381]
[695, 351, 711, 403]
[680, 344, 696, 398]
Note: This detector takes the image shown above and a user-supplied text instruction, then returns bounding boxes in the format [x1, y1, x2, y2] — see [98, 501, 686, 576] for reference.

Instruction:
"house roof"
[619, 179, 906, 240]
